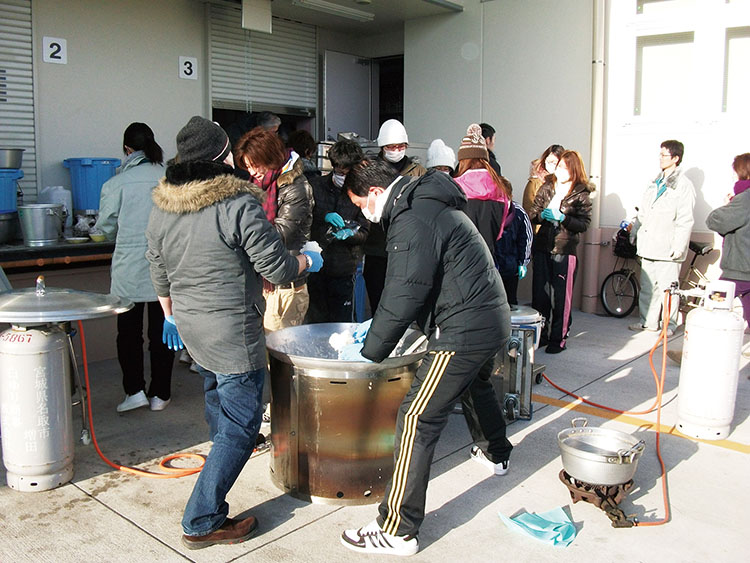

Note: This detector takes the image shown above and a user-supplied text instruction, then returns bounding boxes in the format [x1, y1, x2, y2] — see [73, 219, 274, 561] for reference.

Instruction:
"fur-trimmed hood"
[153, 161, 264, 214]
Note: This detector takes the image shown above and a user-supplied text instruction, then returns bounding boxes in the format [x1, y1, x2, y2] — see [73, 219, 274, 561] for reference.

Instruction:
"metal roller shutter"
[0, 0, 36, 201]
[209, 1, 317, 115]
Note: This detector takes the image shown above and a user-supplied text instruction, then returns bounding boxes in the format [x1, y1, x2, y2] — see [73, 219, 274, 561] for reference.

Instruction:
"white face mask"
[361, 187, 391, 223]
[555, 167, 570, 184]
[383, 148, 405, 163]
[332, 172, 346, 187]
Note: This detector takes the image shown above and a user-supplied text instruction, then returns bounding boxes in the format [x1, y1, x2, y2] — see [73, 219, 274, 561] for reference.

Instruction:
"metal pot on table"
[557, 418, 646, 486]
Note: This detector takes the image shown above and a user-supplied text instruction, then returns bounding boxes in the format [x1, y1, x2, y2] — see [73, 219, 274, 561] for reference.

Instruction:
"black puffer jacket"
[363, 155, 427, 257]
[527, 180, 593, 256]
[309, 173, 369, 277]
[274, 157, 314, 284]
[361, 170, 510, 362]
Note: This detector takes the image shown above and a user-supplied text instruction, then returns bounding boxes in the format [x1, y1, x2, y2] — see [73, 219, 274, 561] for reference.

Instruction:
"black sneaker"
[545, 343, 566, 354]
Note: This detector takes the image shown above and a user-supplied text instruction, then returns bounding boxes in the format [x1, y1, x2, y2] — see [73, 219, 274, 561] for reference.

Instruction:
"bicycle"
[600, 228, 640, 317]
[600, 233, 714, 318]
[677, 240, 713, 312]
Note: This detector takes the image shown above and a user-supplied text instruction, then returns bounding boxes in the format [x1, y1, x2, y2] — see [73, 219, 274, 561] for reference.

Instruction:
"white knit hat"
[426, 139, 456, 169]
[376, 119, 409, 146]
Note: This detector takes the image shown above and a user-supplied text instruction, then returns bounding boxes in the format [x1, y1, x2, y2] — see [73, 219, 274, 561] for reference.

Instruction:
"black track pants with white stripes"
[376, 346, 504, 537]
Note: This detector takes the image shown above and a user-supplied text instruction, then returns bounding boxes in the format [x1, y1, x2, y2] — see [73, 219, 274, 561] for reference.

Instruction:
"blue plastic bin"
[0, 169, 23, 213]
[63, 158, 121, 212]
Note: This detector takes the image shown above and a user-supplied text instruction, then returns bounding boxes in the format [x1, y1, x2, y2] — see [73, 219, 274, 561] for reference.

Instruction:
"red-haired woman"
[528, 150, 594, 353]
[234, 126, 314, 331]
[706, 153, 750, 335]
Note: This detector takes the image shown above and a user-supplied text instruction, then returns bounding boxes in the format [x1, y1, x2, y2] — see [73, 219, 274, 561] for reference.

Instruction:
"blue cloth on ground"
[498, 506, 576, 547]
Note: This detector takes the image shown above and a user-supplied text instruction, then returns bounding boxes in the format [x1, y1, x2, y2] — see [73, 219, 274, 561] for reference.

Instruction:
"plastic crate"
[63, 158, 121, 212]
[0, 169, 23, 213]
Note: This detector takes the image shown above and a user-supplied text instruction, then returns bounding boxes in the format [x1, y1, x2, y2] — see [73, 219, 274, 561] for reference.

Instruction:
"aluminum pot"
[557, 418, 645, 485]
[18, 204, 65, 247]
[0, 148, 24, 169]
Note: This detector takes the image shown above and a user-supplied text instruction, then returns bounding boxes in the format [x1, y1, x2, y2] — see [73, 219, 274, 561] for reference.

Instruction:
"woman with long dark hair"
[528, 150, 594, 353]
[95, 122, 175, 412]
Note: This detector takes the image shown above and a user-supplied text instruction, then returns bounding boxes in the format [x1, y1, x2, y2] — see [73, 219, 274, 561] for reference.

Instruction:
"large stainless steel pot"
[266, 323, 427, 505]
[18, 204, 65, 247]
[557, 418, 645, 485]
[0, 148, 24, 169]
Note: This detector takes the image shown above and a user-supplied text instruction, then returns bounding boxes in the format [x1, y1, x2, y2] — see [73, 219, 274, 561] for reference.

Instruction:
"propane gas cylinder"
[676, 281, 745, 440]
[0, 324, 74, 491]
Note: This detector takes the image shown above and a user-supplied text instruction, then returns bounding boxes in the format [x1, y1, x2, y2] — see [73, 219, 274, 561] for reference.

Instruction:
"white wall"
[404, 0, 594, 201]
[33, 0, 206, 191]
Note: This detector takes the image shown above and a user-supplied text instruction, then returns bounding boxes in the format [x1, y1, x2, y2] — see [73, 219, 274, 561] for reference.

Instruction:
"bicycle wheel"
[600, 270, 638, 318]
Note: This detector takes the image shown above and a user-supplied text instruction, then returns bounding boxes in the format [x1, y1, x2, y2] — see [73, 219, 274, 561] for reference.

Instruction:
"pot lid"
[0, 276, 133, 323]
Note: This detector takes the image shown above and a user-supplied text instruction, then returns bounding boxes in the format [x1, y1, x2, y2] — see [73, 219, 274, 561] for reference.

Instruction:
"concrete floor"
[1, 311, 748, 562]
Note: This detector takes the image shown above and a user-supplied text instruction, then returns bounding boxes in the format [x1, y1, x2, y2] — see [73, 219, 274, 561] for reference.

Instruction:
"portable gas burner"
[559, 469, 636, 528]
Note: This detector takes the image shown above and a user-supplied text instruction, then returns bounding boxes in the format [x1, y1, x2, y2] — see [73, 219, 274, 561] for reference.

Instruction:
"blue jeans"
[181, 365, 264, 536]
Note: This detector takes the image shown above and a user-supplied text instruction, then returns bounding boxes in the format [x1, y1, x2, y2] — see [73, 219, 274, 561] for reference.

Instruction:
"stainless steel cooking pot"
[0, 148, 24, 169]
[18, 204, 66, 247]
[557, 418, 645, 485]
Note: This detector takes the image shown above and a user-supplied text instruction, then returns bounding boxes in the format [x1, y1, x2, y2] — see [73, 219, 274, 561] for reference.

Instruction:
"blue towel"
[499, 506, 577, 547]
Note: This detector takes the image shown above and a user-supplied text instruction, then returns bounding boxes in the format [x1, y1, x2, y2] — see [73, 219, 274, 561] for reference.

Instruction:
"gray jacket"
[633, 166, 695, 262]
[94, 153, 164, 301]
[145, 161, 300, 375]
[706, 189, 750, 281]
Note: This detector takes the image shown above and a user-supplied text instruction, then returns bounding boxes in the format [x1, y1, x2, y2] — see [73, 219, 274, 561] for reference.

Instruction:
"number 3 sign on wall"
[43, 37, 67, 64]
[179, 56, 198, 80]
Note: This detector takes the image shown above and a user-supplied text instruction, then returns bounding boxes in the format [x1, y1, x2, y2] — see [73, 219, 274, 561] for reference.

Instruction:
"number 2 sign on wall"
[43, 37, 67, 64]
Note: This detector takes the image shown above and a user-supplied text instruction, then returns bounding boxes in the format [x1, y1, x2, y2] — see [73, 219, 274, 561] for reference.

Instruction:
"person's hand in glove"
[352, 318, 372, 343]
[302, 250, 323, 272]
[332, 228, 355, 240]
[339, 342, 372, 362]
[324, 212, 345, 228]
[518, 265, 528, 279]
[162, 315, 184, 351]
[541, 208, 565, 223]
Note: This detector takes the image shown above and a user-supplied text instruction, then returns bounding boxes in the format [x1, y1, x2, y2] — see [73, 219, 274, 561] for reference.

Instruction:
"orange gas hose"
[541, 291, 673, 526]
[77, 320, 204, 478]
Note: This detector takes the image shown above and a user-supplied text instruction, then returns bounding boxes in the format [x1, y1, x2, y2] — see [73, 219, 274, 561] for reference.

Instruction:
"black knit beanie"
[176, 116, 231, 163]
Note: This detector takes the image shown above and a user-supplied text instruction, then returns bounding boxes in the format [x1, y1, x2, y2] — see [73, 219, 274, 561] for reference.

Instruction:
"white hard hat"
[377, 119, 409, 146]
[426, 139, 455, 169]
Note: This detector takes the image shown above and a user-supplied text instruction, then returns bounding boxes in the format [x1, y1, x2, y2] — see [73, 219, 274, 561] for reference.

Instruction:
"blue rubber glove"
[541, 208, 565, 222]
[518, 265, 528, 280]
[352, 318, 372, 343]
[302, 250, 323, 272]
[332, 228, 355, 240]
[162, 315, 184, 351]
[325, 212, 345, 228]
[340, 342, 372, 362]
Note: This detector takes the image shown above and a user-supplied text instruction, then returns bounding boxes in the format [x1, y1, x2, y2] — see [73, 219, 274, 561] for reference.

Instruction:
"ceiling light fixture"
[291, 0, 375, 22]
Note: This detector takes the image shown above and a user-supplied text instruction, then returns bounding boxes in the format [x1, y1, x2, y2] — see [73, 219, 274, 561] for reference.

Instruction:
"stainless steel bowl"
[557, 418, 645, 485]
[0, 148, 24, 169]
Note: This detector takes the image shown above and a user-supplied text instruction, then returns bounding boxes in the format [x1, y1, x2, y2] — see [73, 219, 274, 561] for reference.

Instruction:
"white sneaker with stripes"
[470, 445, 509, 476]
[340, 520, 419, 556]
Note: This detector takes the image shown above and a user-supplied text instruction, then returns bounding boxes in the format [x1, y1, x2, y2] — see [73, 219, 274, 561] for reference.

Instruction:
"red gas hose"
[541, 291, 673, 526]
[77, 320, 204, 478]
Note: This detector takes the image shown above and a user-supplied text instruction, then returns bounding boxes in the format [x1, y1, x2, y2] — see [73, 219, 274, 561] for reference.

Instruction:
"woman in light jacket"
[528, 150, 594, 353]
[95, 122, 174, 412]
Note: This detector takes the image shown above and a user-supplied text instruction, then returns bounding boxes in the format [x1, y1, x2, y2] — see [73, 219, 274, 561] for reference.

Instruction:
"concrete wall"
[404, 0, 594, 199]
[32, 0, 206, 191]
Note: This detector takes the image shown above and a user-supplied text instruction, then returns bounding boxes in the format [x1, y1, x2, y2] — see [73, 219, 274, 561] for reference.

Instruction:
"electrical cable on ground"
[541, 292, 673, 526]
[77, 320, 205, 479]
